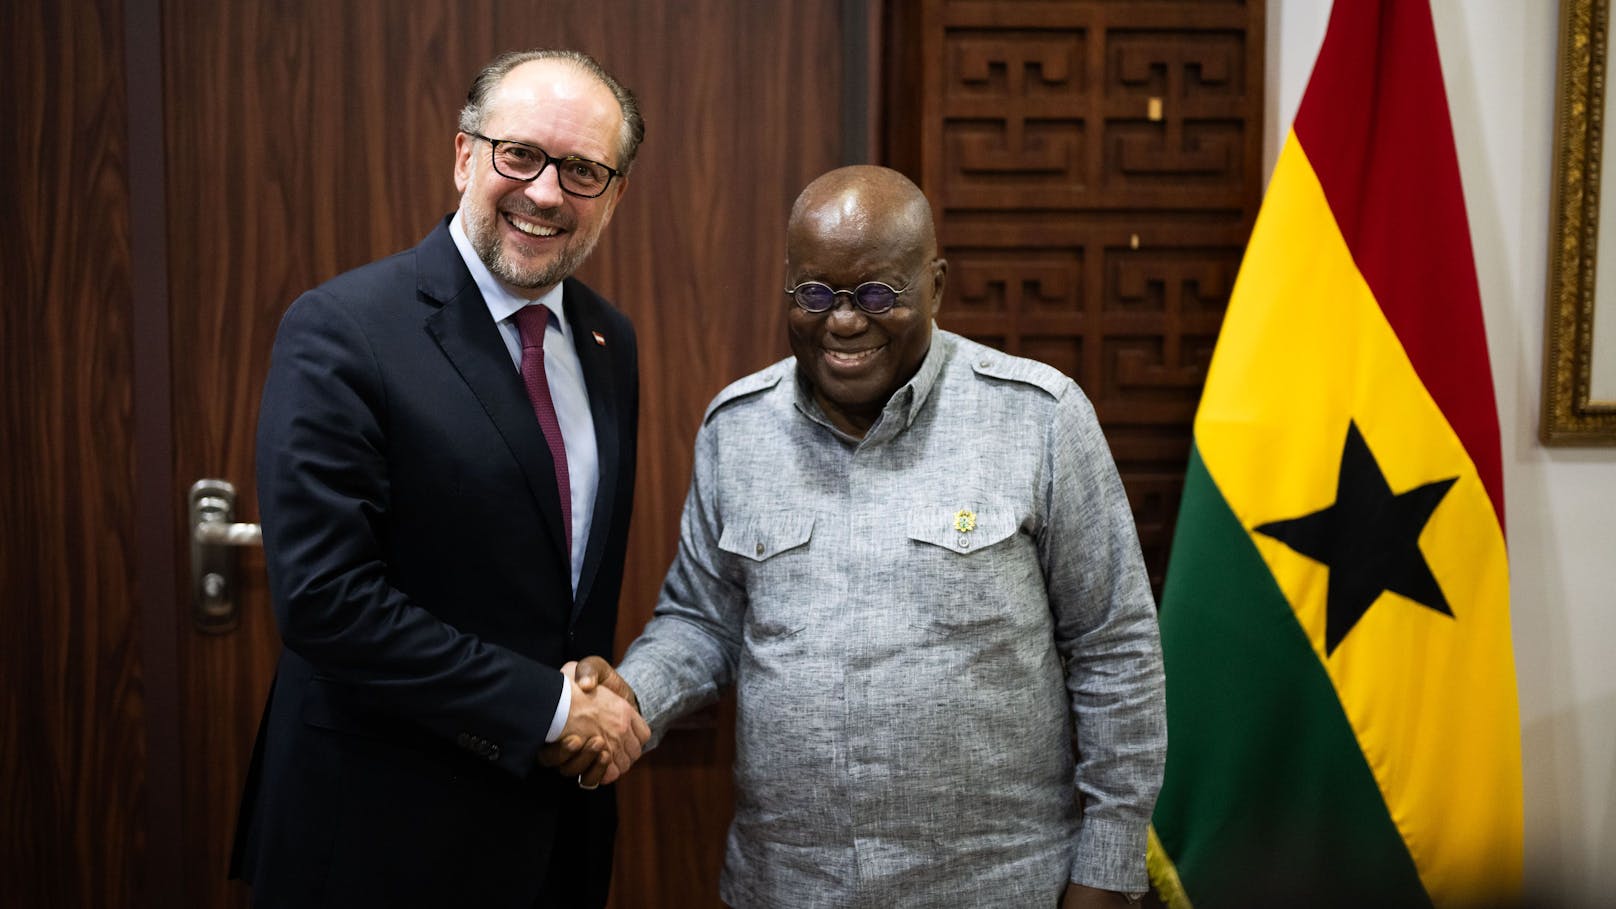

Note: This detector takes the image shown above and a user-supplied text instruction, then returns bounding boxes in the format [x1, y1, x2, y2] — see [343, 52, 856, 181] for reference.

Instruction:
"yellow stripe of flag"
[1194, 134, 1522, 903]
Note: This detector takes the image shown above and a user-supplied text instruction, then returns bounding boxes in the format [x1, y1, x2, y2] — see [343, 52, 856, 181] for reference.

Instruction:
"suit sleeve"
[256, 290, 561, 777]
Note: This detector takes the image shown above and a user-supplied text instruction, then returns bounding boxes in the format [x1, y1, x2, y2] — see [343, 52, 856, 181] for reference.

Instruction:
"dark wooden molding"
[126, 0, 186, 902]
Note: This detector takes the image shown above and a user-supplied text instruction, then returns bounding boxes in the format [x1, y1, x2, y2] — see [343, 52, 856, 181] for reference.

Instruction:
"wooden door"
[156, 3, 855, 908]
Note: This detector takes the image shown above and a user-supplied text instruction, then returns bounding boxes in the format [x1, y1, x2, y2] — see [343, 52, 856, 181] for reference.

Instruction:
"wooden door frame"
[126, 0, 185, 902]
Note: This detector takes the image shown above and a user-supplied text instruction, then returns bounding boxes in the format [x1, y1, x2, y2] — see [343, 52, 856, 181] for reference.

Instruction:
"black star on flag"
[1253, 420, 1458, 656]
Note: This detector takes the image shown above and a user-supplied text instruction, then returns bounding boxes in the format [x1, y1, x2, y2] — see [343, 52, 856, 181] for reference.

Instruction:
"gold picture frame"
[1545, 0, 1616, 444]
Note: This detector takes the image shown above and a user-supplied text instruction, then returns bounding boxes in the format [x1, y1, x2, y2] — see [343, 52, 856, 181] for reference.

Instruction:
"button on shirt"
[617, 329, 1167, 908]
[449, 212, 598, 742]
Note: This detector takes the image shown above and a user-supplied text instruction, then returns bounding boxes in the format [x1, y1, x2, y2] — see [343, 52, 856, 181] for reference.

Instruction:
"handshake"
[539, 657, 649, 789]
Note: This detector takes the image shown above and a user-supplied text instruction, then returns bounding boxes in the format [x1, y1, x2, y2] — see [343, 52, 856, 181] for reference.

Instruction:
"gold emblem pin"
[953, 510, 976, 534]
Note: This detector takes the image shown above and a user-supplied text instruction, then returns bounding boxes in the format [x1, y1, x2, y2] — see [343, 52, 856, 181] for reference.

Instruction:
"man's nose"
[522, 163, 567, 207]
[825, 299, 869, 333]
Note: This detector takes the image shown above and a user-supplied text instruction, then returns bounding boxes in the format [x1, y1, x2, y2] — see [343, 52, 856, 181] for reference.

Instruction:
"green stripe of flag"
[1152, 445, 1430, 908]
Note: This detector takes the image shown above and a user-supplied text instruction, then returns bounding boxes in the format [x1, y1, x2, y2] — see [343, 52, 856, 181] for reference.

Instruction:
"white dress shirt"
[450, 211, 599, 742]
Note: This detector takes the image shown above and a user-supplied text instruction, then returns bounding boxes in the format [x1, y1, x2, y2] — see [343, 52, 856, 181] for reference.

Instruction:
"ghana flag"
[1146, 1, 1522, 907]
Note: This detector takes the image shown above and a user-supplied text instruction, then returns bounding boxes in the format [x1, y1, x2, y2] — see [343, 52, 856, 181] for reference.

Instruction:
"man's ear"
[929, 257, 948, 316]
[598, 176, 629, 229]
[453, 132, 474, 194]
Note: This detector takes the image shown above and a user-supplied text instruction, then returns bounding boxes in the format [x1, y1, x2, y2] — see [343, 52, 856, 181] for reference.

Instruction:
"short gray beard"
[465, 202, 602, 292]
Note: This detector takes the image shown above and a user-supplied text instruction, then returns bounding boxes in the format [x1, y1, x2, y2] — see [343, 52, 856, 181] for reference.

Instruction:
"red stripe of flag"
[1293, 0, 1505, 531]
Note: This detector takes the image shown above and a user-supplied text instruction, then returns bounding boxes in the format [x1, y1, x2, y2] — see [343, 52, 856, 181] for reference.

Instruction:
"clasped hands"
[539, 656, 647, 788]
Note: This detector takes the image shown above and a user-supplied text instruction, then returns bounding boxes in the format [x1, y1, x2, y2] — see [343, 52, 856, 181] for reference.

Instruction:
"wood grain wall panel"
[889, 0, 1265, 591]
[160, 3, 847, 906]
[0, 0, 145, 905]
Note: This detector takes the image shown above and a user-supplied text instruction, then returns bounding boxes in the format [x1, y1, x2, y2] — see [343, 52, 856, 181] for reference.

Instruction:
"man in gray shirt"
[551, 165, 1165, 908]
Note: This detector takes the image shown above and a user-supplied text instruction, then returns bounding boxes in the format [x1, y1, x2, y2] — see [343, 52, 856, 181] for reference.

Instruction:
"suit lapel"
[418, 222, 571, 563]
[563, 280, 619, 618]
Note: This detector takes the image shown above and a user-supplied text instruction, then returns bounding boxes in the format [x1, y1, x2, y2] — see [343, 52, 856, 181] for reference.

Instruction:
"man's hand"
[1061, 882, 1138, 909]
[538, 657, 647, 787]
[571, 655, 640, 711]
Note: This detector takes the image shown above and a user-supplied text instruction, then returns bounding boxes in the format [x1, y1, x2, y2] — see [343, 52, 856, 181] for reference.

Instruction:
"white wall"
[1268, 2, 1616, 904]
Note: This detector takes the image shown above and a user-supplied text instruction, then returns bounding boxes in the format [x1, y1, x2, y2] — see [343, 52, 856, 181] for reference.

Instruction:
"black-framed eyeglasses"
[470, 132, 620, 198]
[784, 262, 932, 314]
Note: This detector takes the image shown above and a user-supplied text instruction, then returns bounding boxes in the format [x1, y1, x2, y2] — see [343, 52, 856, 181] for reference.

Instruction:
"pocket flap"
[905, 506, 1019, 554]
[718, 514, 816, 562]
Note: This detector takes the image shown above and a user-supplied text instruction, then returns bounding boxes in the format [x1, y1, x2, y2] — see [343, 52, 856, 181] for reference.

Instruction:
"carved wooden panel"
[887, 0, 1266, 591]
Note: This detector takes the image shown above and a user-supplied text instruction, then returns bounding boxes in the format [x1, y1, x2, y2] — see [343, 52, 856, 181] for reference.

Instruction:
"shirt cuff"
[544, 671, 572, 743]
[1069, 817, 1150, 893]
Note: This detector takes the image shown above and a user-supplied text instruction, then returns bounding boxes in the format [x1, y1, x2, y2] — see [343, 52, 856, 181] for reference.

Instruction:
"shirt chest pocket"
[905, 505, 1042, 634]
[718, 514, 815, 564]
[904, 506, 1020, 556]
[717, 514, 816, 639]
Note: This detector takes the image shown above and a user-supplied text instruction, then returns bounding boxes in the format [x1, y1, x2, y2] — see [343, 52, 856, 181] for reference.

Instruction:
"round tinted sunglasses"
[784, 264, 931, 314]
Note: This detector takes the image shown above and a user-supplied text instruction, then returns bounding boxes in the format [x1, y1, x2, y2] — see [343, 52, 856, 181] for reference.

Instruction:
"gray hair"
[458, 49, 645, 175]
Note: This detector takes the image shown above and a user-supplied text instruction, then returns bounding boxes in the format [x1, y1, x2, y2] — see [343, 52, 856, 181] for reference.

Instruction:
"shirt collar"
[793, 322, 950, 443]
[449, 210, 570, 334]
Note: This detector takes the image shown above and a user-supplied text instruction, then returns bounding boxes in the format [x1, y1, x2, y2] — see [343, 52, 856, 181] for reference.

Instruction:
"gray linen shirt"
[618, 329, 1166, 908]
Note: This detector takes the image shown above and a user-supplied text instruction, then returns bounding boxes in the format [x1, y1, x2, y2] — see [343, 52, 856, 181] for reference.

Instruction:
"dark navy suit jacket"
[231, 218, 638, 908]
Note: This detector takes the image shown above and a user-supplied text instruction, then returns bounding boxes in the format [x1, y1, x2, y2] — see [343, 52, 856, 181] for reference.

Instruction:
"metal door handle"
[189, 479, 262, 632]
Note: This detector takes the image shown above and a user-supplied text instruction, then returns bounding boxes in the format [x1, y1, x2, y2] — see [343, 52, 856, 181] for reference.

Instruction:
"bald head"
[787, 166, 937, 264]
[783, 166, 947, 438]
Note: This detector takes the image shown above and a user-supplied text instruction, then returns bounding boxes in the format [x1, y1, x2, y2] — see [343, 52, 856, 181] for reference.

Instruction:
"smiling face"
[453, 58, 627, 298]
[785, 167, 946, 438]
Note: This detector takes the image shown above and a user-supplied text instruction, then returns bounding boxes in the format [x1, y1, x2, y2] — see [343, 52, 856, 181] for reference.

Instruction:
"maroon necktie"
[513, 304, 571, 556]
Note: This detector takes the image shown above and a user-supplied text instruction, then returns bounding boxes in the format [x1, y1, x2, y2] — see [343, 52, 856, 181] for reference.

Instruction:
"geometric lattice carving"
[946, 30, 1084, 194]
[1108, 32, 1247, 187]
[951, 249, 1081, 315]
[1107, 248, 1235, 399]
[1109, 249, 1232, 315]
[897, 0, 1268, 592]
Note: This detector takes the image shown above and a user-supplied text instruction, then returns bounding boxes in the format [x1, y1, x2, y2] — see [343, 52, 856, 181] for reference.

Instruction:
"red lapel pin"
[591, 331, 606, 347]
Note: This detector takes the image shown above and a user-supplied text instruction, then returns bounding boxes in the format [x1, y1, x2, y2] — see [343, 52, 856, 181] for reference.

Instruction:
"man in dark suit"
[231, 49, 650, 909]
